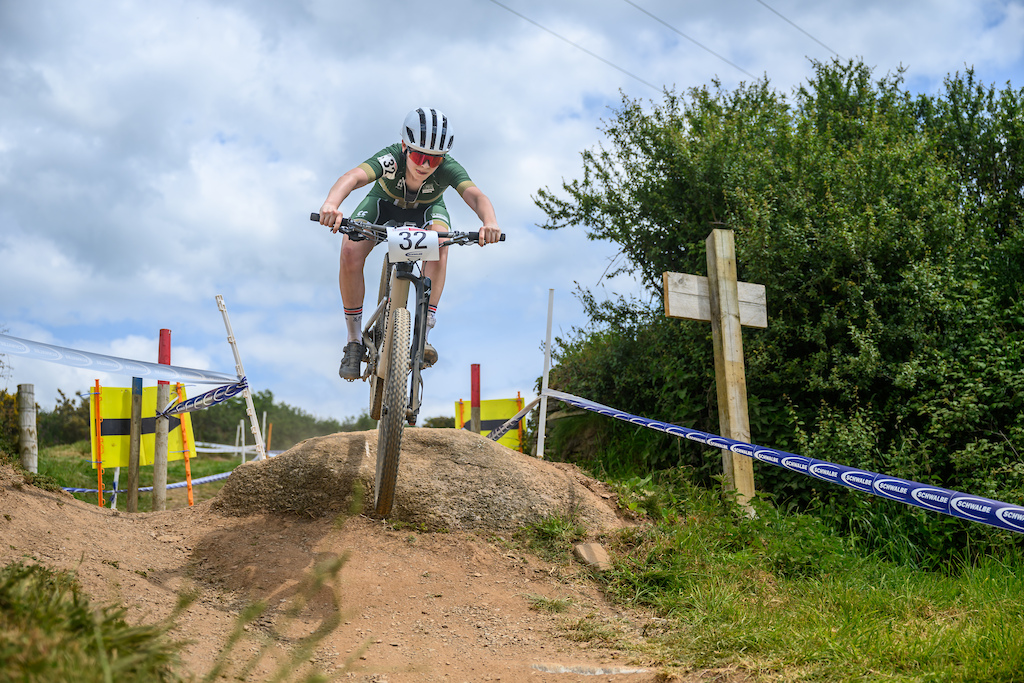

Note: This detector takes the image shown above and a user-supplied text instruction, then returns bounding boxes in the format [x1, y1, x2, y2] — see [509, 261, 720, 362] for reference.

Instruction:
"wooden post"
[153, 329, 171, 511]
[127, 377, 142, 513]
[663, 228, 767, 509]
[17, 384, 37, 474]
[706, 229, 756, 506]
[470, 364, 481, 433]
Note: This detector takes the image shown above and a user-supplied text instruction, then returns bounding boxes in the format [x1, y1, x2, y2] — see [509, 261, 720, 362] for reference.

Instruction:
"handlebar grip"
[466, 232, 506, 242]
[311, 213, 355, 228]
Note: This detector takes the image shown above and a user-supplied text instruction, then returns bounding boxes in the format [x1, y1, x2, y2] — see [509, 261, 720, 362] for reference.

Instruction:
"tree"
[188, 389, 374, 451]
[37, 390, 91, 447]
[536, 59, 1024, 564]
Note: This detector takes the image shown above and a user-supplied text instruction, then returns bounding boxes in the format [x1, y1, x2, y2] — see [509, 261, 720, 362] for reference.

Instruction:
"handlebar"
[309, 213, 505, 245]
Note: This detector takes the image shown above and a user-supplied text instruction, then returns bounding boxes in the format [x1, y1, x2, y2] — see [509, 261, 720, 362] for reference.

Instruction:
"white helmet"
[401, 107, 454, 155]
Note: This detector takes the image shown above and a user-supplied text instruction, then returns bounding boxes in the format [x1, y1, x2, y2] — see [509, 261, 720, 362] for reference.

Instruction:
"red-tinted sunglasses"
[407, 148, 445, 169]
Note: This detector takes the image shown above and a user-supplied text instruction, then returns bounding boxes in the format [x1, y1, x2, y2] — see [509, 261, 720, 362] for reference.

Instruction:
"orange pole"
[266, 423, 273, 453]
[175, 384, 194, 506]
[94, 380, 104, 506]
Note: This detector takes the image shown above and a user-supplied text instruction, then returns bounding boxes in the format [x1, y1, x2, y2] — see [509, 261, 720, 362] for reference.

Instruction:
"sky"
[2, 0, 1023, 430]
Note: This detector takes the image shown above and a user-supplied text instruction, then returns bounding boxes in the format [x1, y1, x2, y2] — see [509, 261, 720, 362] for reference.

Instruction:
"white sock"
[426, 307, 436, 342]
[344, 306, 362, 344]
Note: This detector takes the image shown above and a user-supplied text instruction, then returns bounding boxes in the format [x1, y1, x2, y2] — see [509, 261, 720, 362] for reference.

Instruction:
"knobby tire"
[374, 305, 410, 517]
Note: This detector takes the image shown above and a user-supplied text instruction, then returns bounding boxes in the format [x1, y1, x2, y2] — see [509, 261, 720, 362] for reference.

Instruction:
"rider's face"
[402, 143, 442, 182]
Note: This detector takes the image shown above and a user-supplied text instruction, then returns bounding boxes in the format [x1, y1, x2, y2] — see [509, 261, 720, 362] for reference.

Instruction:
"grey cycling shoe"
[339, 341, 366, 380]
[423, 343, 438, 368]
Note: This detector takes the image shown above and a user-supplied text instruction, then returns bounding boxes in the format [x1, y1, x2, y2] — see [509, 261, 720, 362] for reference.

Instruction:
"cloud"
[3, 0, 1023, 428]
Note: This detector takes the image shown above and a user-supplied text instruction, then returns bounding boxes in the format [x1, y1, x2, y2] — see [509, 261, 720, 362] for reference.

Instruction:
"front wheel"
[374, 305, 410, 517]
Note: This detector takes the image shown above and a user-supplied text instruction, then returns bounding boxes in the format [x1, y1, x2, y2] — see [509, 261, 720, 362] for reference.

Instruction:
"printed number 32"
[399, 230, 427, 250]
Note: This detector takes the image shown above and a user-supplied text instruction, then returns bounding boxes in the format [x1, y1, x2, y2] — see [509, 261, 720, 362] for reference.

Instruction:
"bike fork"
[396, 262, 431, 425]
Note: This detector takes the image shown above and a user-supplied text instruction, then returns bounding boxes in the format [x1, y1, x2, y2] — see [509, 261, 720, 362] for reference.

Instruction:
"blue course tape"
[62, 449, 282, 496]
[64, 471, 234, 495]
[545, 389, 1024, 535]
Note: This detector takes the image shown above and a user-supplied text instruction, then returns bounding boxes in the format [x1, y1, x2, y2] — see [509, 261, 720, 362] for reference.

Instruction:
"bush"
[0, 389, 19, 465]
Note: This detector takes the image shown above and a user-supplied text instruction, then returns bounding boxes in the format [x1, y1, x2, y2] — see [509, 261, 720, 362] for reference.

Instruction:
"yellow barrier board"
[455, 397, 525, 451]
[90, 385, 196, 468]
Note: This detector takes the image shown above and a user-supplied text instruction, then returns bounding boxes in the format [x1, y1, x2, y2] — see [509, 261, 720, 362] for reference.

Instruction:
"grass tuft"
[594, 468, 1024, 680]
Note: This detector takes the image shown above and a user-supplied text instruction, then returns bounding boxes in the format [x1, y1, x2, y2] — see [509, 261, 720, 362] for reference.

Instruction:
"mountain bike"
[310, 213, 504, 517]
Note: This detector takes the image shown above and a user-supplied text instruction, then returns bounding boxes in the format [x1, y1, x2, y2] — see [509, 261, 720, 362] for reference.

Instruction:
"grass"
[517, 470, 1024, 682]
[0, 561, 187, 682]
[34, 441, 238, 511]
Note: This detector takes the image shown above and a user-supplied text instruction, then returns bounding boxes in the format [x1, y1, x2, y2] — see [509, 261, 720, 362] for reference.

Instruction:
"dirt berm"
[213, 427, 625, 532]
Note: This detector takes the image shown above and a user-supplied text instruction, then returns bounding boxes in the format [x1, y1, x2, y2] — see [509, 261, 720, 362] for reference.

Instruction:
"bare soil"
[0, 429, 724, 682]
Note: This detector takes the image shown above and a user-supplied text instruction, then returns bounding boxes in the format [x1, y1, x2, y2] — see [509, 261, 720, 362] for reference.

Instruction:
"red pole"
[158, 329, 171, 368]
[470, 364, 481, 433]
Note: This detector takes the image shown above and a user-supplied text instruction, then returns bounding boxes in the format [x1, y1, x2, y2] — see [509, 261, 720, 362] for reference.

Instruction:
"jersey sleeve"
[359, 143, 403, 182]
[439, 156, 476, 195]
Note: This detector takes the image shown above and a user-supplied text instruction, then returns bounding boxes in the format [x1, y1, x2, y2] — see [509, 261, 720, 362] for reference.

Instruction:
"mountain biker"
[318, 107, 502, 380]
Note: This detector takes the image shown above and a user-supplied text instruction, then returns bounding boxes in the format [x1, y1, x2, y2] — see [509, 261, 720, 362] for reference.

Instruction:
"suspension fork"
[395, 261, 431, 423]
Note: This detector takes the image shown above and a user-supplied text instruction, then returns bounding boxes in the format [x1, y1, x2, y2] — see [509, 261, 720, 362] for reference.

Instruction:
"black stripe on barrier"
[544, 389, 1024, 535]
[99, 416, 183, 437]
[462, 418, 520, 432]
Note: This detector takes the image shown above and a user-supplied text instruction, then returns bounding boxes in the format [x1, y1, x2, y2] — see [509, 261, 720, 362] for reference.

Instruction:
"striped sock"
[344, 306, 362, 343]
[426, 305, 437, 340]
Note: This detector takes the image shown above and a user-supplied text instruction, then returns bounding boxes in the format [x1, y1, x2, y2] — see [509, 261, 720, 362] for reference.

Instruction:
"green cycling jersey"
[357, 143, 476, 210]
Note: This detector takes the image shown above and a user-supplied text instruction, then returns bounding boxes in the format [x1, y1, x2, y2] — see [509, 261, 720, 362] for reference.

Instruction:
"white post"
[240, 419, 247, 464]
[537, 289, 554, 459]
[17, 384, 37, 474]
[217, 295, 266, 460]
[111, 468, 120, 510]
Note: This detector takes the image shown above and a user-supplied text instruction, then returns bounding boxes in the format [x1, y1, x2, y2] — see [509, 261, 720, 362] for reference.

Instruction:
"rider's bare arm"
[320, 166, 373, 232]
[461, 186, 501, 245]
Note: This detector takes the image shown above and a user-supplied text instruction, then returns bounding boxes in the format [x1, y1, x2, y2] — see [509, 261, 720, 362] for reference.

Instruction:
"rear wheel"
[374, 305, 410, 517]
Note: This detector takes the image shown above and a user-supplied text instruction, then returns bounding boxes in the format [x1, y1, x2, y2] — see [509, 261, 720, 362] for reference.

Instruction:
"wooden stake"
[706, 229, 756, 506]
[16, 384, 37, 474]
[127, 377, 142, 513]
[153, 329, 171, 511]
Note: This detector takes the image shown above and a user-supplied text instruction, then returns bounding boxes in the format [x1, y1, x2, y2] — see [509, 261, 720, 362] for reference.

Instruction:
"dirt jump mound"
[213, 428, 623, 531]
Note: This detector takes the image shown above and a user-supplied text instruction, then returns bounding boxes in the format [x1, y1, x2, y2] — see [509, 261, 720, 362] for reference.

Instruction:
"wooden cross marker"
[663, 228, 767, 507]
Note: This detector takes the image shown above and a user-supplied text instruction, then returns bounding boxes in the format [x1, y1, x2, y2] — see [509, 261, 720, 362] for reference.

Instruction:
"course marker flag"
[89, 385, 197, 468]
[0, 333, 236, 384]
[457, 397, 526, 451]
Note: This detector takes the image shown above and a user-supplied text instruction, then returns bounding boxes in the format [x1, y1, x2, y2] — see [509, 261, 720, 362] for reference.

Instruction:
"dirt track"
[0, 430, 686, 682]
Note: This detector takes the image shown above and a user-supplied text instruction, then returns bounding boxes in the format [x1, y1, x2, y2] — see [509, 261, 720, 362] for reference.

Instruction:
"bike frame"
[365, 259, 432, 425]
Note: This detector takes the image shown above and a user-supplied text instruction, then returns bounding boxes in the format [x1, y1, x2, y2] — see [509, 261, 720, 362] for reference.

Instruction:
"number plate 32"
[386, 227, 441, 262]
